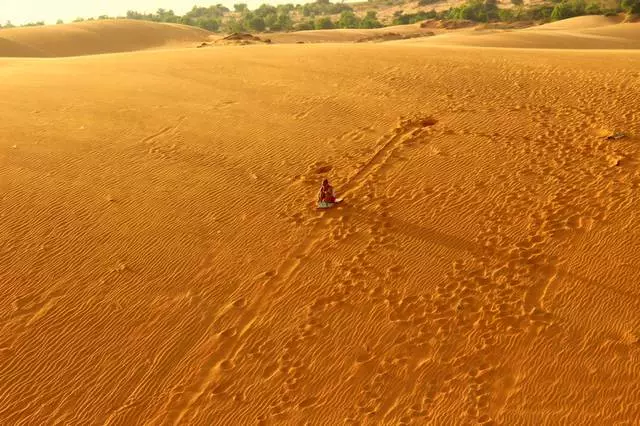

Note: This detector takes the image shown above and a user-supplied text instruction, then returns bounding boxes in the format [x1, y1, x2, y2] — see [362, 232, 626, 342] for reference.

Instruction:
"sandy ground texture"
[1, 17, 640, 425]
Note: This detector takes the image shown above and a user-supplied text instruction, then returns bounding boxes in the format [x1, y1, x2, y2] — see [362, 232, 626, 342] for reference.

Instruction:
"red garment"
[319, 184, 336, 203]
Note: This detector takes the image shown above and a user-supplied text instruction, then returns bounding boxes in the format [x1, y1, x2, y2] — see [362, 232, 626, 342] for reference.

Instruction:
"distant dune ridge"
[1, 13, 639, 426]
[410, 15, 640, 49]
[0, 20, 210, 57]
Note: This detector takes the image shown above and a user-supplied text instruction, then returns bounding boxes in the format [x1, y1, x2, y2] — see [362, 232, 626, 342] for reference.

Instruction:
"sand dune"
[412, 17, 640, 49]
[527, 14, 624, 30]
[1, 17, 640, 426]
[0, 20, 210, 57]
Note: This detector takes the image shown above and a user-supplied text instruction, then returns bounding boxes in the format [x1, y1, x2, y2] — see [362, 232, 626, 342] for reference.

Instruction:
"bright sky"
[0, 0, 300, 25]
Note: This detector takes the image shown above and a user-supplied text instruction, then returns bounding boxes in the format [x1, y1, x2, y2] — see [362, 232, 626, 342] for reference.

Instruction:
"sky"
[0, 0, 303, 25]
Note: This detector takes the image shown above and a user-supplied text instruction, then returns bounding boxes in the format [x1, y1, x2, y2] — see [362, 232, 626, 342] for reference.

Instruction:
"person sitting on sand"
[318, 178, 336, 204]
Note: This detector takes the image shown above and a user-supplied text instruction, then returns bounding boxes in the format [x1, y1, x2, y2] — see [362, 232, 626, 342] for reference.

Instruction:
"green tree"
[499, 8, 515, 21]
[180, 16, 194, 25]
[359, 10, 383, 28]
[197, 18, 220, 31]
[264, 12, 279, 29]
[585, 2, 601, 13]
[234, 3, 248, 12]
[621, 0, 640, 13]
[338, 10, 360, 28]
[224, 17, 246, 32]
[314, 16, 335, 29]
[247, 16, 266, 31]
[551, 1, 575, 20]
[255, 4, 278, 17]
[277, 4, 295, 14]
[277, 13, 294, 30]
[56, 19, 64, 24]
[294, 20, 315, 30]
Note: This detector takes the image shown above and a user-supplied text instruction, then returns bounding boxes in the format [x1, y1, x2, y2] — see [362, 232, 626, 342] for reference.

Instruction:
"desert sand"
[1, 17, 639, 425]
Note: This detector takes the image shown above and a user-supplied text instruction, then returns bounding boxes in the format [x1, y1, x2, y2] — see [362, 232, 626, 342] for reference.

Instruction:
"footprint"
[298, 396, 319, 409]
[220, 359, 235, 370]
[220, 327, 238, 338]
[232, 298, 247, 309]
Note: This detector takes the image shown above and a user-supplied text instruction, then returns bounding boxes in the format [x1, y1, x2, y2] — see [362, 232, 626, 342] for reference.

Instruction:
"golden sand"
[1, 18, 639, 424]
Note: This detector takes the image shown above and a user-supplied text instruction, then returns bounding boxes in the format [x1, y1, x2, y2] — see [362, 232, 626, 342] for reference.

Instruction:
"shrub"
[359, 10, 383, 28]
[197, 18, 221, 31]
[314, 16, 335, 29]
[585, 2, 602, 14]
[418, 0, 439, 5]
[294, 20, 315, 30]
[392, 10, 437, 25]
[301, 0, 352, 17]
[621, 0, 640, 14]
[549, 0, 586, 20]
[255, 4, 278, 18]
[450, 0, 499, 21]
[277, 13, 294, 30]
[499, 8, 515, 21]
[520, 4, 554, 19]
[247, 16, 266, 31]
[338, 10, 360, 28]
[511, 0, 524, 5]
[224, 17, 246, 32]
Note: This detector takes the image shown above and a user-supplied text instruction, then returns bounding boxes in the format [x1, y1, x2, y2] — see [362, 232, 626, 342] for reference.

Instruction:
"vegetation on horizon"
[1, 0, 637, 32]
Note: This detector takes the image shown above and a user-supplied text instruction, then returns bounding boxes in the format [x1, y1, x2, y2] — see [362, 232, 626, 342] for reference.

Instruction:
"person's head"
[322, 178, 329, 187]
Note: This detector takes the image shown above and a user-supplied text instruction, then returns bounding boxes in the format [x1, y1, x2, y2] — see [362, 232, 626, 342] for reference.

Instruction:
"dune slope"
[402, 17, 640, 49]
[0, 20, 210, 57]
[1, 34, 639, 425]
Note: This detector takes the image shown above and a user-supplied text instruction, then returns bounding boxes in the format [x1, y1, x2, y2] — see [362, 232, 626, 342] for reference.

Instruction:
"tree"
[484, 0, 500, 20]
[255, 4, 278, 17]
[126, 11, 145, 20]
[56, 19, 64, 24]
[338, 10, 360, 28]
[314, 16, 335, 29]
[551, 1, 575, 20]
[621, 0, 640, 13]
[499, 8, 514, 21]
[234, 3, 248, 13]
[197, 18, 220, 31]
[247, 16, 266, 31]
[277, 4, 295, 14]
[277, 13, 294, 30]
[585, 2, 601, 13]
[180, 16, 194, 25]
[359, 10, 383, 28]
[224, 17, 246, 32]
[294, 20, 315, 30]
